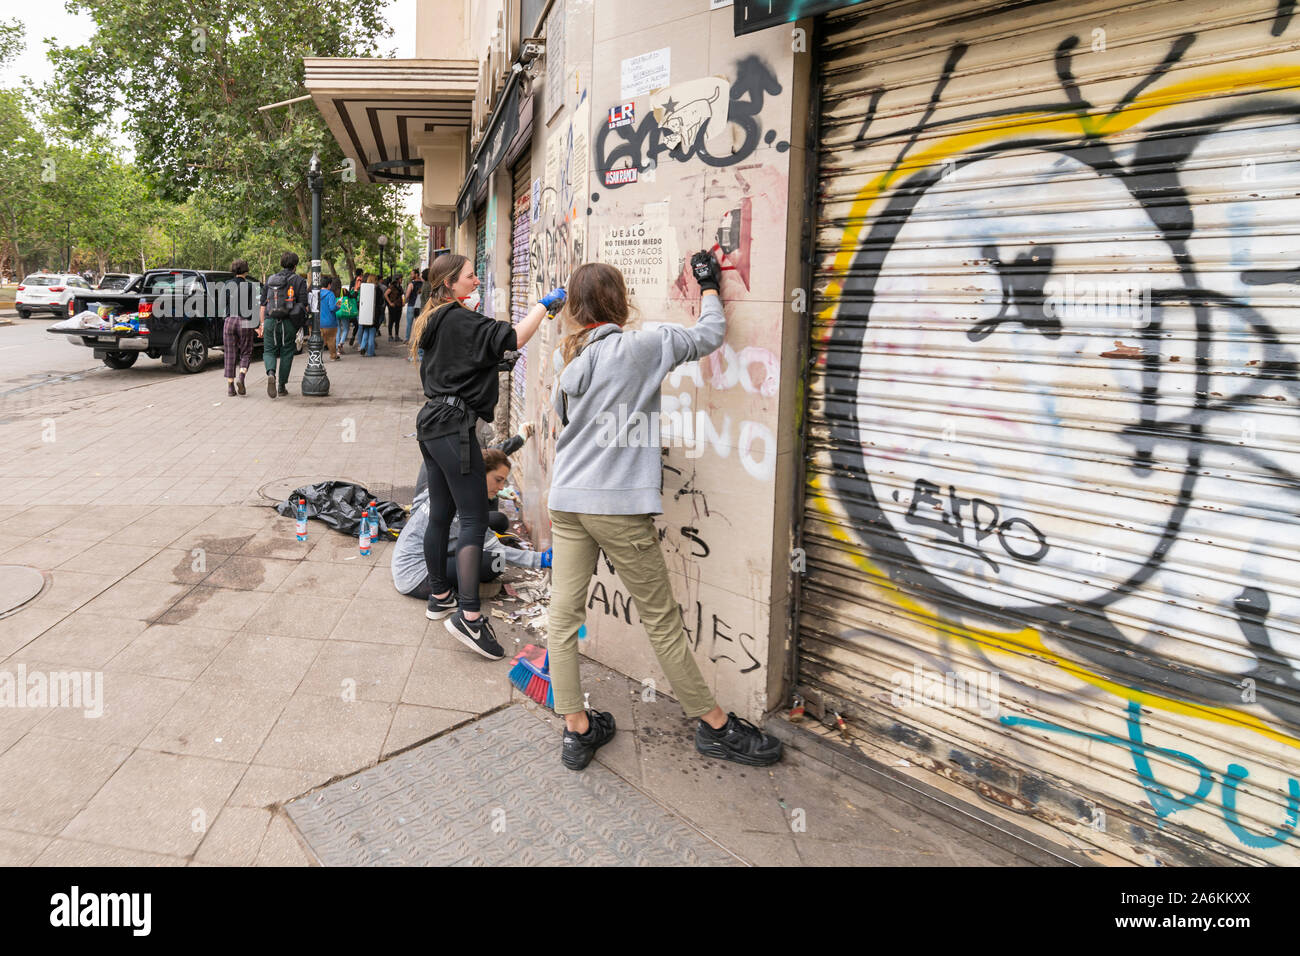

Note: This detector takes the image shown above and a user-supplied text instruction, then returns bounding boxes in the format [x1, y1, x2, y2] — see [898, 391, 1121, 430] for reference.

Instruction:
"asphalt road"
[0, 310, 192, 410]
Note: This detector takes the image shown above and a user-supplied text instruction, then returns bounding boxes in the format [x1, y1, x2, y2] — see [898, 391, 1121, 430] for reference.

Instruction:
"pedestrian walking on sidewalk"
[545, 256, 783, 772]
[385, 274, 404, 341]
[408, 253, 550, 660]
[404, 268, 421, 341]
[257, 251, 308, 397]
[336, 283, 357, 354]
[357, 274, 378, 357]
[221, 259, 258, 396]
[319, 276, 340, 360]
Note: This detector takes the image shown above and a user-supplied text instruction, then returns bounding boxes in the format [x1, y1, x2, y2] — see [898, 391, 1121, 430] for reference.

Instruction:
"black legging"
[419, 430, 489, 612]
[407, 553, 501, 601]
[387, 304, 402, 338]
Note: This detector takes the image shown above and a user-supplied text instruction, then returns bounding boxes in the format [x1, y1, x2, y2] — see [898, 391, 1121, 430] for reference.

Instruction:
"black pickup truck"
[45, 269, 301, 373]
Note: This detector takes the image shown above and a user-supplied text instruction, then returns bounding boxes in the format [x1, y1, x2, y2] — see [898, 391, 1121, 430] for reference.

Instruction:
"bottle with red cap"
[295, 497, 308, 541]
[359, 508, 372, 556]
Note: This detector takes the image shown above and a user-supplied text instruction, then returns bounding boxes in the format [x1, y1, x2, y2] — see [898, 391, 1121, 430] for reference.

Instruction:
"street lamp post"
[300, 152, 330, 397]
[377, 233, 387, 280]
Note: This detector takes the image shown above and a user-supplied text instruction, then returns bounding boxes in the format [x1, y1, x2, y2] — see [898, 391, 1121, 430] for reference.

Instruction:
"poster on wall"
[598, 201, 675, 301]
[620, 47, 670, 101]
[565, 98, 590, 222]
[544, 0, 566, 122]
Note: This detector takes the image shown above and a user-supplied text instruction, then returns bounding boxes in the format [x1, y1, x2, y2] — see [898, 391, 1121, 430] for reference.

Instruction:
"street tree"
[50, 0, 404, 273]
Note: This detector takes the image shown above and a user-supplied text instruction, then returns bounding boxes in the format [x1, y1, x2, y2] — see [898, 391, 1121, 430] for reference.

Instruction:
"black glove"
[690, 250, 721, 294]
[497, 350, 520, 372]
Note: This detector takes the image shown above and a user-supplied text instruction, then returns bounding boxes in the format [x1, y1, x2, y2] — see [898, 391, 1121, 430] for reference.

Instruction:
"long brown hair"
[559, 263, 632, 365]
[408, 253, 470, 358]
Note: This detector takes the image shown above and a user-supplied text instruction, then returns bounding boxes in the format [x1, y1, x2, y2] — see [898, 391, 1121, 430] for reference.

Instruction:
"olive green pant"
[262, 316, 296, 385]
[547, 509, 716, 718]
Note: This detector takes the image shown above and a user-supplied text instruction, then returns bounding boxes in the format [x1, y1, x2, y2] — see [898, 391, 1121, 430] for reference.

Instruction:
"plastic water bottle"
[295, 498, 308, 541]
[367, 500, 380, 540]
[359, 509, 372, 556]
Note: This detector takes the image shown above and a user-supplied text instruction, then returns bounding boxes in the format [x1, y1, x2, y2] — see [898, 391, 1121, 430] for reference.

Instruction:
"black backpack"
[264, 271, 301, 321]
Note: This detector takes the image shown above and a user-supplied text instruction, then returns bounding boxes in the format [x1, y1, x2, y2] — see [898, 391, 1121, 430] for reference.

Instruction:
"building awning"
[304, 57, 477, 184]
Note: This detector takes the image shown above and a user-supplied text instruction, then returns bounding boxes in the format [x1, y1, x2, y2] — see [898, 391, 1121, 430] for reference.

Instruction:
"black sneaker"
[278, 383, 289, 396]
[445, 610, 504, 660]
[695, 713, 783, 766]
[561, 709, 616, 771]
[425, 591, 457, 621]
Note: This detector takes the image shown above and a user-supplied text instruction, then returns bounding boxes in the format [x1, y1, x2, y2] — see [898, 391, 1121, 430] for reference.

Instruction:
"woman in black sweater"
[407, 253, 555, 658]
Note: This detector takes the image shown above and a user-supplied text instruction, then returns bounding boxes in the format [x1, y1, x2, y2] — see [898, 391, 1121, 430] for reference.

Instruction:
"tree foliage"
[49, 0, 409, 273]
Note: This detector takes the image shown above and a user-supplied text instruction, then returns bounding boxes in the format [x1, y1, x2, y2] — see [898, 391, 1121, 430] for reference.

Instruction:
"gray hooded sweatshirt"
[548, 294, 726, 515]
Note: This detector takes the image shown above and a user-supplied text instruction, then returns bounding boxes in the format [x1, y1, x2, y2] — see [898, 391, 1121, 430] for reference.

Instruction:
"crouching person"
[391, 445, 551, 600]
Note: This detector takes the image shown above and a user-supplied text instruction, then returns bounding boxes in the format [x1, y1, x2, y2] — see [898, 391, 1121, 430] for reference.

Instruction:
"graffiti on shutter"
[803, 0, 1300, 864]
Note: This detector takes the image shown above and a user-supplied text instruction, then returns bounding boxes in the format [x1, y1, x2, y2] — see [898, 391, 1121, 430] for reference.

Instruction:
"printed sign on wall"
[620, 47, 670, 101]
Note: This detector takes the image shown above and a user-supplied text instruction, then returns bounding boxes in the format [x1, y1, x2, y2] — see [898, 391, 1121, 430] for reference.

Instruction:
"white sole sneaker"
[425, 595, 456, 621]
[444, 615, 505, 660]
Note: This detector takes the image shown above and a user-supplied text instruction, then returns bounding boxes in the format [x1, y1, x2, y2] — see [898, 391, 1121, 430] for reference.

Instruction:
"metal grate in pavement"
[284, 705, 743, 866]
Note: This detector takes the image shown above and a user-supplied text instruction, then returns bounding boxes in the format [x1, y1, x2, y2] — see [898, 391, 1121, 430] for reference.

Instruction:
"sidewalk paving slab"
[0, 344, 1040, 867]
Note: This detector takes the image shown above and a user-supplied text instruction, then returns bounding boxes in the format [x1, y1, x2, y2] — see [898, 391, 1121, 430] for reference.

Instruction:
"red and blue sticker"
[607, 103, 634, 129]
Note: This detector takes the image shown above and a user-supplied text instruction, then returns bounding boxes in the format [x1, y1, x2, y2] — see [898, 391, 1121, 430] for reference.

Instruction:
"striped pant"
[222, 316, 255, 378]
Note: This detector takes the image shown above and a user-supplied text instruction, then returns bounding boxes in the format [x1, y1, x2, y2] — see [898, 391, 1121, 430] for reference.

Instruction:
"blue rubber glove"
[540, 288, 566, 312]
[539, 547, 553, 569]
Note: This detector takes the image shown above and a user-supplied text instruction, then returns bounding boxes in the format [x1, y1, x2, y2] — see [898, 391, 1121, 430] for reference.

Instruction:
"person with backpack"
[257, 251, 309, 397]
[335, 282, 358, 354]
[221, 259, 259, 396]
[406, 253, 554, 659]
[544, 253, 784, 772]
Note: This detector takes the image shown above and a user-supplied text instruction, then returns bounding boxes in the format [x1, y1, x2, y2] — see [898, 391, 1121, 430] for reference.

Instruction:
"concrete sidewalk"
[0, 340, 1033, 866]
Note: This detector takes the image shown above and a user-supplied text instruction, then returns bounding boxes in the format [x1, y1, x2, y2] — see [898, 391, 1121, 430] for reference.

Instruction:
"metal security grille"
[475, 207, 488, 291]
[798, 0, 1300, 865]
[511, 153, 532, 436]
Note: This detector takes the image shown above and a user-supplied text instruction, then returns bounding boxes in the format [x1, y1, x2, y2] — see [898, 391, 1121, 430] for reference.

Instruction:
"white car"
[15, 273, 93, 318]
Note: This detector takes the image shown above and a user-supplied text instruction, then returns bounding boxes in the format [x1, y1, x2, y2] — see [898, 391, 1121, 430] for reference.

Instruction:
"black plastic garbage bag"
[274, 482, 407, 538]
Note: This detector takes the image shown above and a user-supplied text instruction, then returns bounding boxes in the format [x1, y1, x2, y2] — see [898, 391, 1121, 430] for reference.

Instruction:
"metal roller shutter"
[799, 0, 1300, 865]
[511, 154, 532, 436]
[474, 207, 488, 291]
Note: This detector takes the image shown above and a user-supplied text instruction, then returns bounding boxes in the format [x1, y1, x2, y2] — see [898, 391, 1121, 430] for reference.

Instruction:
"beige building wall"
[415, 0, 470, 60]
[438, 0, 806, 720]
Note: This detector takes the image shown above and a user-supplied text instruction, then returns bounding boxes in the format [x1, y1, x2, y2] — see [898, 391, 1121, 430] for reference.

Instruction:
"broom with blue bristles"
[508, 644, 553, 708]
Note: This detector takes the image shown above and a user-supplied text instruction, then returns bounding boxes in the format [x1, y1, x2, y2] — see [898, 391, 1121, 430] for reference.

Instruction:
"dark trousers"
[262, 316, 295, 385]
[418, 430, 489, 613]
[387, 306, 401, 338]
[407, 554, 502, 601]
[222, 316, 255, 377]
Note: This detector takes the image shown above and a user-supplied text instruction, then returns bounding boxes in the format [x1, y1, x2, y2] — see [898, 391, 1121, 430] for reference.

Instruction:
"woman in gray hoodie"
[547, 254, 783, 772]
